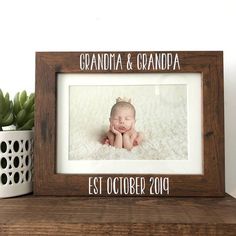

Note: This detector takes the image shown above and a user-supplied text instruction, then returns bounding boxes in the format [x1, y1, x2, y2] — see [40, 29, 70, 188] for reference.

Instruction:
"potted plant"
[0, 89, 34, 198]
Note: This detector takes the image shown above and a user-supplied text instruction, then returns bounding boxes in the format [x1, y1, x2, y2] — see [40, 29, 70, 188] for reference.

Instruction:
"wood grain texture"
[0, 195, 236, 235]
[34, 51, 224, 196]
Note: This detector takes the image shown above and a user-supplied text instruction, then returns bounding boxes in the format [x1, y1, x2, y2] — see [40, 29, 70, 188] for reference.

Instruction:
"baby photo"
[102, 97, 143, 150]
[69, 84, 188, 160]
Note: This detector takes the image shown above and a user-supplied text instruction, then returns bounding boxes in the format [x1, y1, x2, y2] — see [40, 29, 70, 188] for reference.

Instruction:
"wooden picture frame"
[34, 51, 224, 196]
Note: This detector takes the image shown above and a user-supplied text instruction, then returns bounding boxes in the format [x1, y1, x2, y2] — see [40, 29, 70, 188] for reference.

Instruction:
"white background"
[0, 0, 235, 197]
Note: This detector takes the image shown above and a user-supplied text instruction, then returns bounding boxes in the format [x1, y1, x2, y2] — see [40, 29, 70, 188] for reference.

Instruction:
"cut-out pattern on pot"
[0, 131, 33, 198]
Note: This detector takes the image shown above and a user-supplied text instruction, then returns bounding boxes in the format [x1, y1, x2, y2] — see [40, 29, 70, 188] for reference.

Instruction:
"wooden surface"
[0, 195, 236, 235]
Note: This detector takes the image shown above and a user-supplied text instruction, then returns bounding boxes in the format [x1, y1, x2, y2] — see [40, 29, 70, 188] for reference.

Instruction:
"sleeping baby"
[103, 97, 143, 150]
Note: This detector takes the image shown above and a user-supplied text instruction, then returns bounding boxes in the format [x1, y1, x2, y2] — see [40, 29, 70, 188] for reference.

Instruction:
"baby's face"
[110, 107, 135, 133]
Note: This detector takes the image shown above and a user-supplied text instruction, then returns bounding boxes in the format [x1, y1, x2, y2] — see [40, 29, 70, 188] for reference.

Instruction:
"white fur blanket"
[69, 85, 187, 160]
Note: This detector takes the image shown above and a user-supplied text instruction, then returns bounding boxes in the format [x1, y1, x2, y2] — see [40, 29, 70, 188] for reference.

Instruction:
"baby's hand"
[110, 125, 121, 135]
[125, 122, 136, 136]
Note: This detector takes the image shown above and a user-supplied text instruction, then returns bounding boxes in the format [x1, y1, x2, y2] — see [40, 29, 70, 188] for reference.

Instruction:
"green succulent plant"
[13, 91, 35, 130]
[0, 89, 34, 131]
[0, 89, 14, 131]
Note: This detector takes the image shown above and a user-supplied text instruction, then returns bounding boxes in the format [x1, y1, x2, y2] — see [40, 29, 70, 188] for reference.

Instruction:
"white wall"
[0, 0, 235, 197]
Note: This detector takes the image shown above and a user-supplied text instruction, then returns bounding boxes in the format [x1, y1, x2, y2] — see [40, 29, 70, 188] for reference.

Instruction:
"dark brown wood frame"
[34, 51, 224, 196]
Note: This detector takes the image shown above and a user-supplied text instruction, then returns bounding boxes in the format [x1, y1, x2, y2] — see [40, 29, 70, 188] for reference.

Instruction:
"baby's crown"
[116, 97, 131, 104]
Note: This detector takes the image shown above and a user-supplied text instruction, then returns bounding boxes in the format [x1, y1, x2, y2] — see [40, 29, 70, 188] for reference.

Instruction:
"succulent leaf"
[23, 97, 34, 112]
[19, 91, 27, 108]
[13, 91, 35, 130]
[26, 111, 34, 121]
[13, 92, 21, 114]
[4, 93, 10, 113]
[2, 112, 14, 126]
[0, 89, 14, 130]
[18, 118, 34, 130]
[0, 89, 5, 115]
[30, 104, 35, 112]
[16, 109, 27, 126]
[29, 93, 35, 100]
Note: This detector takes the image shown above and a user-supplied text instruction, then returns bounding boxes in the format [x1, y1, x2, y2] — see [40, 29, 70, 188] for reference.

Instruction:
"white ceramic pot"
[0, 130, 33, 198]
